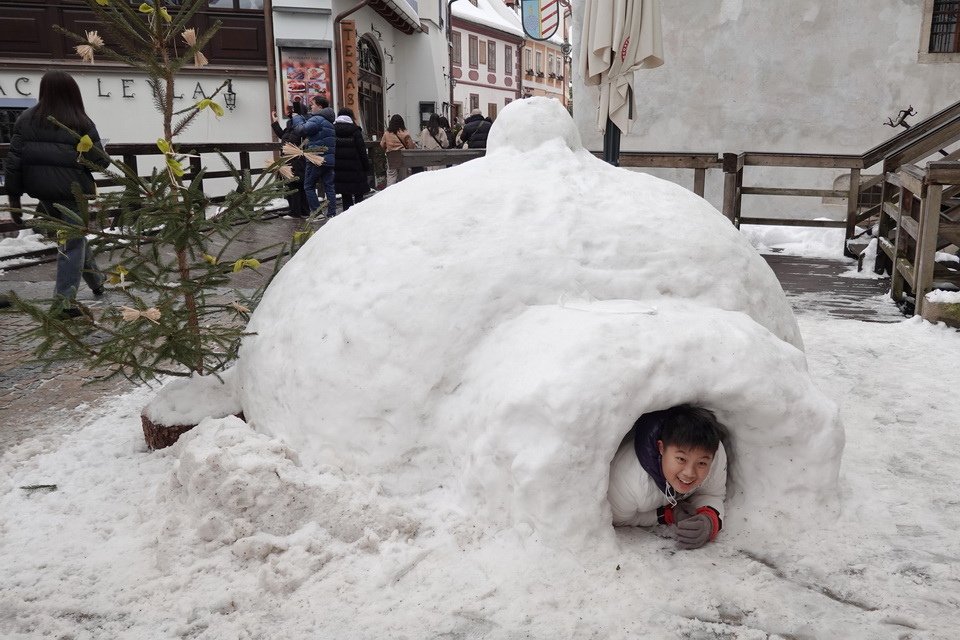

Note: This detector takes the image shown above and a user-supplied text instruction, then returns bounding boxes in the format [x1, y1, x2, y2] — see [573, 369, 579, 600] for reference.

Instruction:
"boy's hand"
[674, 501, 698, 523]
[676, 514, 712, 549]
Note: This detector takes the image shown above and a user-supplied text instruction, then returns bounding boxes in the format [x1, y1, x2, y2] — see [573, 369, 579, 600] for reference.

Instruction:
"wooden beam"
[938, 222, 960, 246]
[721, 153, 739, 224]
[927, 162, 960, 185]
[693, 168, 706, 197]
[899, 215, 919, 240]
[738, 217, 846, 228]
[845, 168, 861, 247]
[915, 184, 943, 316]
[895, 166, 925, 196]
[886, 121, 960, 169]
[740, 187, 847, 198]
[878, 236, 896, 260]
[740, 153, 863, 169]
[896, 258, 916, 289]
[856, 202, 881, 223]
[882, 201, 902, 222]
[615, 152, 721, 169]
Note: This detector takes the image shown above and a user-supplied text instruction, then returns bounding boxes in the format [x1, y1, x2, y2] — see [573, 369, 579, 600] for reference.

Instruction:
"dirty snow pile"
[6, 98, 960, 638]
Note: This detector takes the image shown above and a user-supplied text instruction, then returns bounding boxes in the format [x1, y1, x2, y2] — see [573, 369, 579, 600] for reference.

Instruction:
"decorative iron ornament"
[521, 0, 560, 41]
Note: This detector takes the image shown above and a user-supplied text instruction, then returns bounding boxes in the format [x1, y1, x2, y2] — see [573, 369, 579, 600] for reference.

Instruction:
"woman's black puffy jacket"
[4, 105, 109, 202]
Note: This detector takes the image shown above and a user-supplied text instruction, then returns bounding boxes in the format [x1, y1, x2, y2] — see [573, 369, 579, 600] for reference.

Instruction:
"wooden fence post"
[721, 153, 738, 224]
[914, 182, 942, 317]
[844, 168, 861, 257]
[890, 185, 911, 303]
[693, 168, 706, 197]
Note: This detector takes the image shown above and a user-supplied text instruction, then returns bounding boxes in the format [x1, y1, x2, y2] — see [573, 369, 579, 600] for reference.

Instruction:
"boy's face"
[657, 441, 714, 494]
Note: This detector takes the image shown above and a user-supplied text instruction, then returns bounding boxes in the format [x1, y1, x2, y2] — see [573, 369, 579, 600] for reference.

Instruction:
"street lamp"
[224, 79, 237, 111]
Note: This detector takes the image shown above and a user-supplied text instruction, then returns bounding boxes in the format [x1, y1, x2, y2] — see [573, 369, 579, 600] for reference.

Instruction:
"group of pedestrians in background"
[273, 99, 496, 202]
[270, 95, 370, 219]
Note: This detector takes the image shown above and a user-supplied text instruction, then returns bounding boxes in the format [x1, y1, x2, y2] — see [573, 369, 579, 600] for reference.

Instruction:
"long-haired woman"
[418, 113, 448, 162]
[379, 113, 416, 186]
[5, 70, 110, 317]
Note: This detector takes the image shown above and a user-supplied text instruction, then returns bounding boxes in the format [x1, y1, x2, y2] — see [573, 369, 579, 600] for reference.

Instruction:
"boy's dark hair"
[657, 405, 722, 454]
[337, 107, 355, 119]
[312, 95, 329, 108]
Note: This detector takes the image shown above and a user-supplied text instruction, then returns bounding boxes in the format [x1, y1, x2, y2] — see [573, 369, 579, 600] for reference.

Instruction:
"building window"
[469, 35, 479, 68]
[470, 93, 479, 111]
[524, 48, 532, 74]
[931, 0, 960, 51]
[488, 103, 497, 120]
[452, 31, 462, 65]
[535, 51, 543, 75]
[548, 54, 554, 77]
[920, 0, 960, 61]
[488, 41, 497, 72]
[505, 97, 512, 106]
[479, 39, 487, 64]
[504, 45, 513, 74]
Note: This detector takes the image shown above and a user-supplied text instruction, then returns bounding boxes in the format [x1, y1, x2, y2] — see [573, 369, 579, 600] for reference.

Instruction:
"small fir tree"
[9, 0, 322, 382]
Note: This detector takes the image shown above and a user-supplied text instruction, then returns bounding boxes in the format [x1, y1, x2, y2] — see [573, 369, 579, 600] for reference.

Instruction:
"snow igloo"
[236, 97, 843, 545]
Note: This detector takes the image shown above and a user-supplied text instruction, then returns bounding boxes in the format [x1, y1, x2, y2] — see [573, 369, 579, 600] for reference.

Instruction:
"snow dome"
[236, 97, 842, 543]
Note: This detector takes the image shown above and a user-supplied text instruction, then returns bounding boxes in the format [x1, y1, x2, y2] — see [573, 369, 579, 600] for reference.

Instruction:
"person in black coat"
[4, 71, 109, 317]
[457, 109, 493, 149]
[271, 101, 309, 218]
[332, 107, 371, 212]
[437, 115, 455, 149]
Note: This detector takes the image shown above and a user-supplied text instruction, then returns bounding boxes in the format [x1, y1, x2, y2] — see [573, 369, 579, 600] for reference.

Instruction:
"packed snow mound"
[445, 299, 841, 545]
[157, 417, 419, 550]
[142, 368, 241, 426]
[486, 96, 583, 154]
[237, 97, 839, 542]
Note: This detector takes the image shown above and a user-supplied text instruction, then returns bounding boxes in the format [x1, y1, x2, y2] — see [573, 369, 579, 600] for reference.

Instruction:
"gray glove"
[674, 500, 698, 523]
[676, 513, 712, 550]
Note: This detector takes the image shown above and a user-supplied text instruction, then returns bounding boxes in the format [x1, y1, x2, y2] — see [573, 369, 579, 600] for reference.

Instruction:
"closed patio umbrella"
[579, 0, 664, 165]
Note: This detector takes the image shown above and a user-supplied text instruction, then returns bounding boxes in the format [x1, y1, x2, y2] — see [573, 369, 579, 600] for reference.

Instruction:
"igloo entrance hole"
[607, 406, 729, 530]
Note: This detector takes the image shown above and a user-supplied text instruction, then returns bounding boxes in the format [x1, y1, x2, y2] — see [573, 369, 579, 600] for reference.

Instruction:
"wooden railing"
[0, 141, 277, 234]
[876, 160, 960, 316]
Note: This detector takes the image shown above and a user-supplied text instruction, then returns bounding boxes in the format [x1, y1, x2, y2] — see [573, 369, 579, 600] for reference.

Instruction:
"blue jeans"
[40, 200, 103, 303]
[305, 164, 337, 218]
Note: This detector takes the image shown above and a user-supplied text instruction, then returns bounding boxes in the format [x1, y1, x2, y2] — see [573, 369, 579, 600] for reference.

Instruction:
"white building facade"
[572, 0, 960, 220]
[275, 0, 450, 138]
[451, 0, 524, 123]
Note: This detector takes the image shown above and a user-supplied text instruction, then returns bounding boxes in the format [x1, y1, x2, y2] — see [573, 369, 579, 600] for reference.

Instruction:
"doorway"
[358, 35, 384, 140]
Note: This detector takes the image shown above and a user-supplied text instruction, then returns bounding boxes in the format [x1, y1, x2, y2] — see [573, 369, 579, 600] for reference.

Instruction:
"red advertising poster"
[279, 48, 332, 113]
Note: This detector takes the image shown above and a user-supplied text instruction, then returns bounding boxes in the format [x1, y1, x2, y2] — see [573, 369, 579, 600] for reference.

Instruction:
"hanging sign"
[521, 0, 560, 41]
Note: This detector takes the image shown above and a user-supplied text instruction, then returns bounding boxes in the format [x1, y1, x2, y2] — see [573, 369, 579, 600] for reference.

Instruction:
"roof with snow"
[452, 0, 525, 38]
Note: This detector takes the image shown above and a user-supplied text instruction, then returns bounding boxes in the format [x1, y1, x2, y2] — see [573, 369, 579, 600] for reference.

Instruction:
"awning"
[370, 0, 423, 34]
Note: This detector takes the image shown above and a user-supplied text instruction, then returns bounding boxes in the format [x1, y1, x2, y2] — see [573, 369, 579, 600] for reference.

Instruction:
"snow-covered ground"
[2, 99, 957, 639]
[1, 308, 957, 639]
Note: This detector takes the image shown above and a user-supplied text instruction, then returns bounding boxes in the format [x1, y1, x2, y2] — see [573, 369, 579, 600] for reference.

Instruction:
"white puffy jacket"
[608, 435, 727, 527]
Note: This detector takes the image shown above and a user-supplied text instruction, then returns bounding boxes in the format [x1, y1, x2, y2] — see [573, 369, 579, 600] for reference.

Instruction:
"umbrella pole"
[603, 117, 621, 167]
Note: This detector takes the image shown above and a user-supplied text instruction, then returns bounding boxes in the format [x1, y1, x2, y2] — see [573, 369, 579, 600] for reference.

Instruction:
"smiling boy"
[608, 405, 727, 549]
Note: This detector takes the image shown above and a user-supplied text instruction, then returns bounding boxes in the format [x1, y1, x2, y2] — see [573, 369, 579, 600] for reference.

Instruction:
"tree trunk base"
[141, 411, 245, 450]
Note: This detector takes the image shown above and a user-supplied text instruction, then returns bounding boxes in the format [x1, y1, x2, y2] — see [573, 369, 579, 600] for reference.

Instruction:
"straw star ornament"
[75, 31, 104, 64]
